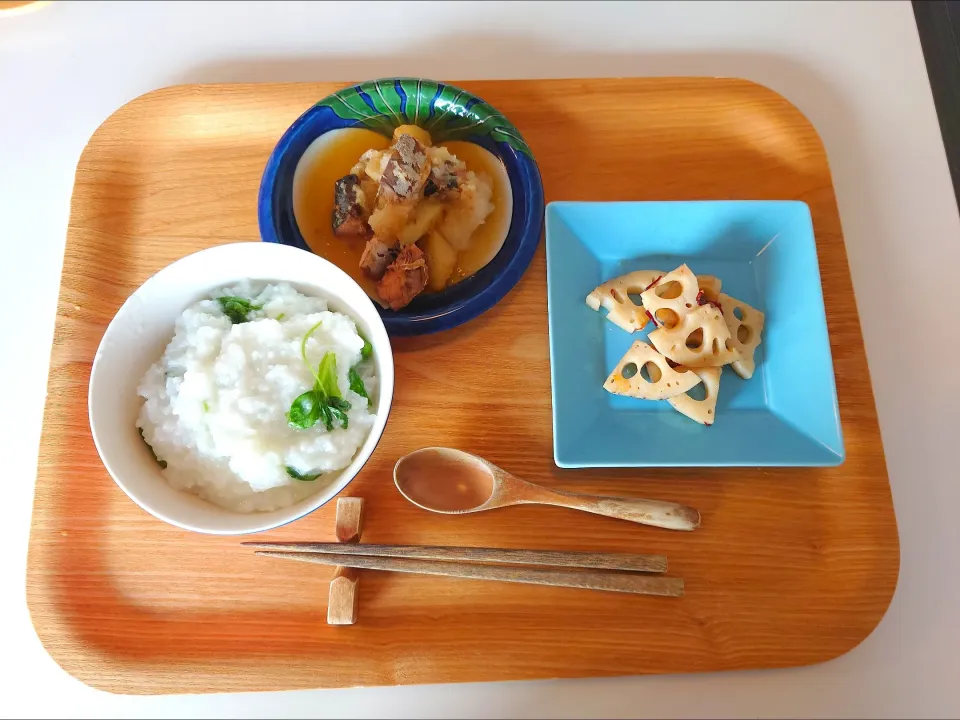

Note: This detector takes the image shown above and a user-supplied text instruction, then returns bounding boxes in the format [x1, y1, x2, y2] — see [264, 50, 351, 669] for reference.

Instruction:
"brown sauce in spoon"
[395, 449, 495, 512]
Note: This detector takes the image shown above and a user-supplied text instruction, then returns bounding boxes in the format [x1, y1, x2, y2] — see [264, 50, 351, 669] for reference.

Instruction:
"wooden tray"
[26, 79, 899, 694]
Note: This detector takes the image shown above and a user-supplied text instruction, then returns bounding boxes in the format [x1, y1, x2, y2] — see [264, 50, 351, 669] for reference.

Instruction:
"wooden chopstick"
[242, 541, 667, 573]
[254, 550, 684, 597]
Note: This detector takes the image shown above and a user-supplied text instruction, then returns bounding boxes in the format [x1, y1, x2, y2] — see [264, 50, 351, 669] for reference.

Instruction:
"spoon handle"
[525, 489, 701, 531]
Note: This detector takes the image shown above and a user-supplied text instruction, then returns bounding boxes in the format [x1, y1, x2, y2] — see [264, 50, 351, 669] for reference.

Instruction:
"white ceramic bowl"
[88, 242, 394, 535]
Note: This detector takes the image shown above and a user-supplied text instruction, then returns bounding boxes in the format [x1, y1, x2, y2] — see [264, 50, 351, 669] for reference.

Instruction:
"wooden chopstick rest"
[327, 497, 364, 625]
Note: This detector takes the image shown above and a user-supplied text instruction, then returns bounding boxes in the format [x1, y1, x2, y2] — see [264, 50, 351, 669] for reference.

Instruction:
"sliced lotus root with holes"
[603, 340, 702, 401]
[667, 366, 722, 426]
[718, 292, 765, 379]
[585, 270, 663, 333]
[697, 275, 722, 303]
[649, 304, 741, 368]
[639, 264, 701, 329]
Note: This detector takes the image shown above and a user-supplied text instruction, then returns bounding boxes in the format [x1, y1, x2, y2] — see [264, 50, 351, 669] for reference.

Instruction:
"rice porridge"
[136, 281, 378, 513]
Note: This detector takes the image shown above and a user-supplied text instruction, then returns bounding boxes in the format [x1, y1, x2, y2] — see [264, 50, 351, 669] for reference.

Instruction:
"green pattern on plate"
[316, 78, 532, 157]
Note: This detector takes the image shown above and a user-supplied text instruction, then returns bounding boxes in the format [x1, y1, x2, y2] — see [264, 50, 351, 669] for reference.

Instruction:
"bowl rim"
[257, 77, 544, 336]
[87, 242, 395, 535]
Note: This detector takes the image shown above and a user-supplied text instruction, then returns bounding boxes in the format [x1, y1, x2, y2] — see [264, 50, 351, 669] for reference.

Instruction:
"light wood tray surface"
[26, 79, 899, 694]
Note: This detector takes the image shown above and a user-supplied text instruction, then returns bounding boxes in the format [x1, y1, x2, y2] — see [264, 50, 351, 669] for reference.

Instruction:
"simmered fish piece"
[380, 134, 429, 201]
[332, 174, 371, 239]
[359, 237, 398, 280]
[377, 244, 428, 310]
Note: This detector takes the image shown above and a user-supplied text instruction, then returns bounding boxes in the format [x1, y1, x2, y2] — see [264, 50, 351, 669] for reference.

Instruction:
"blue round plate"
[258, 78, 544, 336]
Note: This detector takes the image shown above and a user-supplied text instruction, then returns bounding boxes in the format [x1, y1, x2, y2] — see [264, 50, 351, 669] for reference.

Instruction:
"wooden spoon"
[393, 447, 700, 531]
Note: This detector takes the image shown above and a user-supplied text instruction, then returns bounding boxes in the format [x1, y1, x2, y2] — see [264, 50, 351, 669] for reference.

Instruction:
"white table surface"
[2, 1, 958, 717]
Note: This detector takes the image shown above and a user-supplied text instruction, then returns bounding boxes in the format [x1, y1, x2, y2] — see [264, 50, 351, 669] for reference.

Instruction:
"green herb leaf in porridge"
[138, 427, 168, 469]
[317, 401, 334, 432]
[349, 368, 369, 404]
[300, 320, 324, 364]
[315, 352, 342, 398]
[327, 396, 351, 429]
[288, 390, 323, 430]
[289, 324, 351, 432]
[217, 296, 262, 324]
[359, 331, 373, 360]
[299, 323, 342, 396]
[285, 465, 323, 482]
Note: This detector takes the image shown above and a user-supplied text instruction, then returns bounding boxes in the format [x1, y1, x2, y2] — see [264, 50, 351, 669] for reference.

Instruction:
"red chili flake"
[610, 289, 617, 297]
[645, 309, 657, 325]
[696, 290, 723, 313]
[645, 275, 663, 291]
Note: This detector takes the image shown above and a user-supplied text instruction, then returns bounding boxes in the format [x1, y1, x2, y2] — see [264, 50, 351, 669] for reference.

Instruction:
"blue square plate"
[546, 200, 844, 468]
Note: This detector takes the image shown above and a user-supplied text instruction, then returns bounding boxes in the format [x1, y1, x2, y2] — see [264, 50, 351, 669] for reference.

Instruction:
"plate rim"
[257, 78, 545, 336]
[545, 199, 845, 469]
